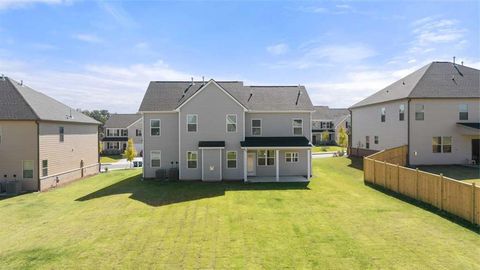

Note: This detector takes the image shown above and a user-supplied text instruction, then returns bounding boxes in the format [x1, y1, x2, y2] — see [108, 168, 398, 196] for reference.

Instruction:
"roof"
[350, 62, 480, 109]
[104, 114, 142, 128]
[312, 106, 350, 126]
[457, 122, 480, 129]
[101, 137, 129, 142]
[198, 141, 225, 148]
[0, 77, 100, 124]
[240, 137, 312, 148]
[138, 80, 314, 112]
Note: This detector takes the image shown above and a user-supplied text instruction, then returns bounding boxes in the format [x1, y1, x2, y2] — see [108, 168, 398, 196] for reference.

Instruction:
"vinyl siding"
[245, 112, 312, 138]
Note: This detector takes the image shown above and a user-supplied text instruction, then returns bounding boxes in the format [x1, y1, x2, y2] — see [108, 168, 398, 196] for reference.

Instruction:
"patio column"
[307, 149, 311, 181]
[243, 149, 247, 182]
[276, 149, 279, 182]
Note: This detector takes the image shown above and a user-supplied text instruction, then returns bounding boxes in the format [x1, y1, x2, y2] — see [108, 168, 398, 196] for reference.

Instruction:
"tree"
[81, 109, 110, 137]
[338, 127, 348, 150]
[123, 138, 137, 168]
[321, 130, 330, 144]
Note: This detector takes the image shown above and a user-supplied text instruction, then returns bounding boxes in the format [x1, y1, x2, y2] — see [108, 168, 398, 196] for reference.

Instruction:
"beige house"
[102, 114, 143, 155]
[311, 106, 350, 145]
[0, 77, 100, 192]
[349, 61, 480, 166]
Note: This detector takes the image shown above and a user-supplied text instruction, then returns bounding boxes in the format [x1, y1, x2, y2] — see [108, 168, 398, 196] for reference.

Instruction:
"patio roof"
[457, 122, 480, 129]
[241, 136, 312, 148]
[102, 137, 128, 142]
[198, 141, 225, 148]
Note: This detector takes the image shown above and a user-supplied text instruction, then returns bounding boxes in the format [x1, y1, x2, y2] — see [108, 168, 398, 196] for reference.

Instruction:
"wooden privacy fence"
[364, 146, 479, 226]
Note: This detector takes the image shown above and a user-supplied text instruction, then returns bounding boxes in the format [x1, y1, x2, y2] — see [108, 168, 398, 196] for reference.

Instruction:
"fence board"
[398, 167, 417, 198]
[364, 158, 375, 183]
[443, 177, 473, 223]
[417, 171, 441, 208]
[385, 163, 398, 192]
[475, 185, 480, 225]
[374, 161, 385, 187]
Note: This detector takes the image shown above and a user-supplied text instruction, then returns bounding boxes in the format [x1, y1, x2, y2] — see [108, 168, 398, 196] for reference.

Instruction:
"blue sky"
[0, 0, 478, 113]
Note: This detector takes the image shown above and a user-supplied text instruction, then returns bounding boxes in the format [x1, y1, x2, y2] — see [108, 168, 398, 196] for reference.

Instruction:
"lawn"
[312, 145, 345, 153]
[0, 158, 479, 269]
[417, 165, 480, 184]
[100, 155, 123, 163]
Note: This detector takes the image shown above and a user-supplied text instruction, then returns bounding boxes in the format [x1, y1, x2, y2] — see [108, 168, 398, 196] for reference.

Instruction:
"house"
[349, 61, 480, 166]
[0, 76, 100, 192]
[139, 79, 314, 182]
[311, 106, 350, 145]
[102, 114, 143, 155]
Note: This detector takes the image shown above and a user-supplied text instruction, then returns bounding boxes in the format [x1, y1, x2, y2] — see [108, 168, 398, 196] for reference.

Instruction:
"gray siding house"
[102, 114, 143, 155]
[311, 106, 350, 145]
[0, 77, 100, 192]
[350, 61, 480, 166]
[139, 79, 314, 182]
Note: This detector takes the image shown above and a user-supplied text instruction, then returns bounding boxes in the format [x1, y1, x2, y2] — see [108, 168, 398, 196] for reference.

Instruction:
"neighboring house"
[311, 106, 350, 145]
[139, 79, 314, 182]
[102, 114, 143, 155]
[0, 76, 100, 192]
[349, 61, 480, 166]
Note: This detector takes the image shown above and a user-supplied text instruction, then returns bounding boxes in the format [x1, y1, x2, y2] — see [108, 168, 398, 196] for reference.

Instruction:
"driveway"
[101, 157, 143, 172]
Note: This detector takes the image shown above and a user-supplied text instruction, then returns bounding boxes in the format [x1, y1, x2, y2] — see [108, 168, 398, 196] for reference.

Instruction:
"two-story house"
[0, 76, 100, 192]
[349, 61, 480, 166]
[139, 79, 314, 182]
[102, 114, 143, 155]
[311, 106, 350, 145]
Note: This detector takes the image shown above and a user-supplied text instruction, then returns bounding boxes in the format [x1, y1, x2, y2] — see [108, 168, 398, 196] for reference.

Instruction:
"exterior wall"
[0, 121, 38, 191]
[247, 149, 309, 177]
[335, 116, 350, 143]
[351, 99, 408, 152]
[245, 112, 312, 139]
[128, 119, 143, 153]
[202, 148, 222, 181]
[409, 98, 480, 165]
[143, 112, 179, 178]
[38, 122, 99, 190]
[179, 83, 245, 180]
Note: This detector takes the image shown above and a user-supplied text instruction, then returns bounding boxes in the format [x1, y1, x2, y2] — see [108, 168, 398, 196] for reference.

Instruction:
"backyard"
[0, 158, 478, 269]
[312, 145, 345, 153]
[100, 155, 123, 164]
[417, 165, 480, 184]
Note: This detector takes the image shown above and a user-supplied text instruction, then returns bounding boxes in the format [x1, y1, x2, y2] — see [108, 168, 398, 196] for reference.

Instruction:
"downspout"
[348, 109, 352, 156]
[36, 121, 40, 192]
[97, 125, 100, 172]
[407, 99, 411, 166]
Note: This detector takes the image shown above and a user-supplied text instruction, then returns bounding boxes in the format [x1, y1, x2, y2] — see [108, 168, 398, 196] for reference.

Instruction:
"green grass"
[417, 165, 480, 184]
[99, 155, 123, 163]
[312, 145, 345, 153]
[0, 159, 479, 269]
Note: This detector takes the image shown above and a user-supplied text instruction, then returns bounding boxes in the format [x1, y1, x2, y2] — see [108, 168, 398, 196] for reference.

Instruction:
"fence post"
[415, 168, 419, 200]
[472, 183, 476, 224]
[373, 160, 376, 185]
[383, 161, 387, 187]
[396, 164, 400, 193]
[439, 173, 444, 211]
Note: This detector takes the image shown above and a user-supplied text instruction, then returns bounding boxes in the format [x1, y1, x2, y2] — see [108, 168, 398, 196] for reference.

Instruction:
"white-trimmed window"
[252, 119, 262, 136]
[415, 104, 424, 120]
[23, 160, 34, 179]
[459, 104, 468, 120]
[150, 119, 161, 136]
[0, 126, 2, 144]
[380, 107, 386, 122]
[226, 114, 237, 133]
[187, 151, 198, 168]
[136, 129, 142, 136]
[432, 136, 452, 153]
[292, 119, 303, 136]
[150, 151, 161, 168]
[42, 160, 48, 177]
[187, 114, 198, 132]
[366, 136, 370, 149]
[399, 104, 405, 121]
[121, 129, 128, 136]
[285, 152, 299, 163]
[258, 150, 275, 166]
[59, 126, 64, 142]
[374, 136, 379, 144]
[226, 151, 237, 168]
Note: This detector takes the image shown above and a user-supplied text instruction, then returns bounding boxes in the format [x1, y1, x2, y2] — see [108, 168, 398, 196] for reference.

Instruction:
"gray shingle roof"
[104, 114, 142, 128]
[350, 62, 480, 109]
[138, 80, 314, 112]
[312, 106, 349, 126]
[0, 77, 100, 124]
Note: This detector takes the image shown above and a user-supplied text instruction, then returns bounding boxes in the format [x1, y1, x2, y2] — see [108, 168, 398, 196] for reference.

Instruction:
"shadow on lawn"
[347, 156, 363, 171]
[76, 174, 309, 207]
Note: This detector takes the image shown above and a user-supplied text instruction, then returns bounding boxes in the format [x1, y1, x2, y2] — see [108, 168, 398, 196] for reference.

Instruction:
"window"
[292, 119, 303, 136]
[374, 136, 379, 144]
[415, 104, 424, 120]
[432, 136, 452, 153]
[121, 129, 128, 136]
[285, 152, 299, 163]
[226, 151, 237, 168]
[136, 129, 142, 136]
[187, 114, 197, 132]
[252, 119, 262, 136]
[150, 119, 160, 136]
[106, 129, 111, 136]
[399, 104, 405, 121]
[59, 126, 64, 142]
[381, 107, 386, 122]
[226, 114, 237, 133]
[42, 160, 48, 177]
[0, 126, 2, 144]
[366, 136, 370, 149]
[258, 150, 275, 166]
[23, 160, 34, 179]
[114, 129, 120, 136]
[150, 151, 161, 168]
[187, 151, 198, 168]
[459, 104, 468, 120]
[312, 120, 321, 130]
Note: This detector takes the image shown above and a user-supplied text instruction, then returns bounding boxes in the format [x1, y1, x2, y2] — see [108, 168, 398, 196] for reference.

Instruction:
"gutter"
[407, 99, 411, 165]
[36, 121, 40, 192]
[348, 109, 353, 156]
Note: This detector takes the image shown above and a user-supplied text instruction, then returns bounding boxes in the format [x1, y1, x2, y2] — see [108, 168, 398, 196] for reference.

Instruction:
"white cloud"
[0, 0, 69, 10]
[0, 58, 195, 113]
[72, 34, 103, 44]
[409, 17, 466, 53]
[98, 1, 137, 28]
[266, 43, 288, 55]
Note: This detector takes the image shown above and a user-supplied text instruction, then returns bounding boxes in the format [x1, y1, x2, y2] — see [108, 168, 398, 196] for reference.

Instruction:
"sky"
[0, 0, 479, 113]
